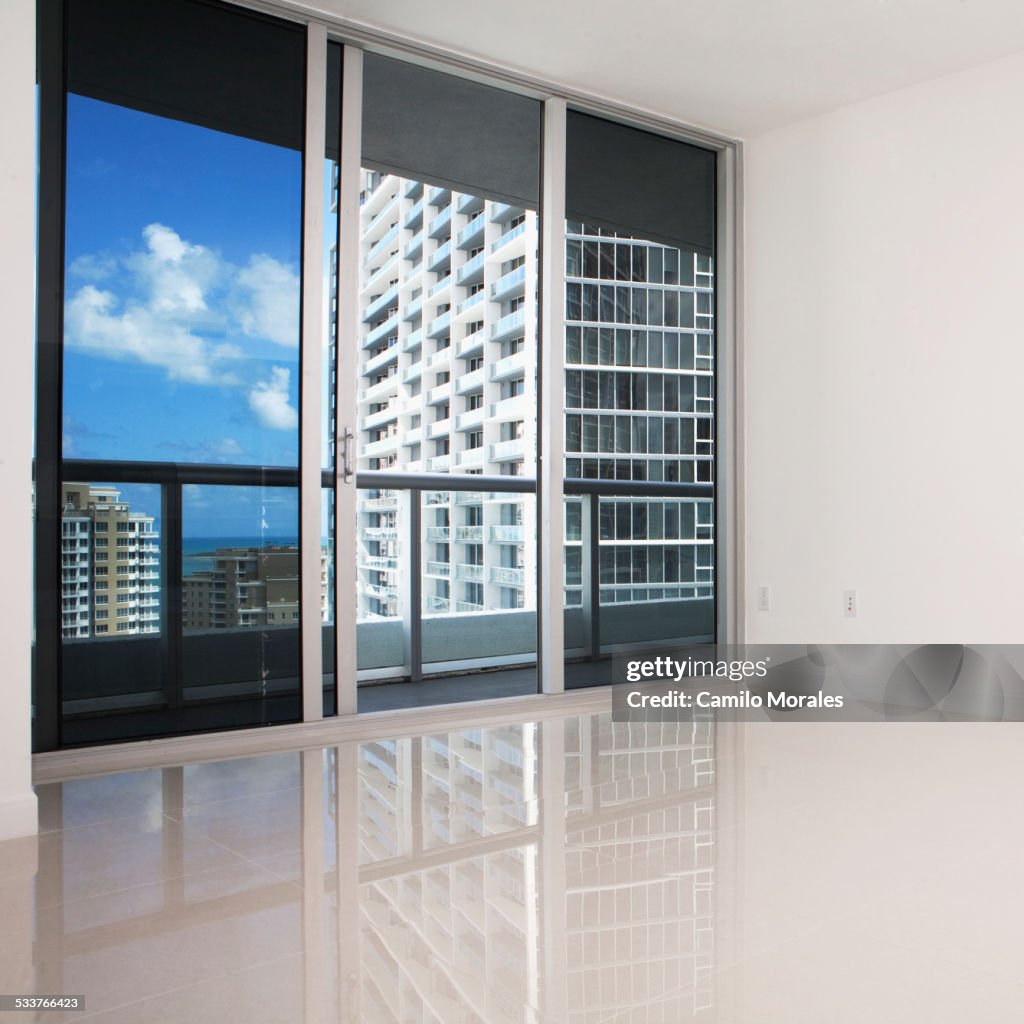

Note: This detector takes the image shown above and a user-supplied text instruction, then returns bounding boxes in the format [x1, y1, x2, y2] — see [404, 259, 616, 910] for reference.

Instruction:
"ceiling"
[301, 0, 1024, 137]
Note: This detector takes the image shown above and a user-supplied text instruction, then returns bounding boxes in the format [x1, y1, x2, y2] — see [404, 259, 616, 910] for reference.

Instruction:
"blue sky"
[63, 96, 308, 535]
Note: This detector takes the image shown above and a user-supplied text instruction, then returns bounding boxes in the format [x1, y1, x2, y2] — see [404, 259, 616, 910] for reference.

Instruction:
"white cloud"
[248, 367, 298, 430]
[64, 223, 303, 392]
[232, 254, 300, 347]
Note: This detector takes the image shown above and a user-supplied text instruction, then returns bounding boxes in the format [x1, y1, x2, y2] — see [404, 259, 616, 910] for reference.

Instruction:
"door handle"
[341, 427, 355, 484]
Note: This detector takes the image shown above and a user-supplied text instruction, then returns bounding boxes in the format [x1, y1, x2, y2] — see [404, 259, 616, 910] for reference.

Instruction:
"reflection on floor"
[5, 713, 1024, 1022]
[358, 660, 614, 712]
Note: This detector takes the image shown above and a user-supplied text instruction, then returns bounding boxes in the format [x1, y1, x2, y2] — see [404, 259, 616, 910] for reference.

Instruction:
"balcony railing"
[56, 459, 714, 697]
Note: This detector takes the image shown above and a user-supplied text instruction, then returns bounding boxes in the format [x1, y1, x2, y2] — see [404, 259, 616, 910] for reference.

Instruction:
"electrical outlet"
[843, 589, 857, 617]
[758, 586, 771, 612]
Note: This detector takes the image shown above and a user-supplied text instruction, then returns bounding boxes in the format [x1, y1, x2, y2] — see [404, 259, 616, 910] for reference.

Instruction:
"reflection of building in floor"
[350, 716, 715, 1023]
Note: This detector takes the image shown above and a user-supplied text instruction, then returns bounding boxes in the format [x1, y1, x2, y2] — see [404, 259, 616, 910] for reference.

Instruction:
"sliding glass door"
[35, 0, 724, 749]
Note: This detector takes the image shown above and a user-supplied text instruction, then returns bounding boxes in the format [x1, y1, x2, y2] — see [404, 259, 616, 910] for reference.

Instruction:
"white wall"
[744, 50, 1024, 644]
[0, 0, 39, 839]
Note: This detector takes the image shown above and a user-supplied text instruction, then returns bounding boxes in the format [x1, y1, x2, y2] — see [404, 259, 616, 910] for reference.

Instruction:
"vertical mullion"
[164, 481, 183, 709]
[301, 23, 327, 722]
[334, 45, 363, 715]
[539, 97, 566, 695]
[33, 0, 66, 751]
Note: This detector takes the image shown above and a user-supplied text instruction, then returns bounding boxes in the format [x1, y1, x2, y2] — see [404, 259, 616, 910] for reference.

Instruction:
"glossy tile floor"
[3, 714, 1024, 1022]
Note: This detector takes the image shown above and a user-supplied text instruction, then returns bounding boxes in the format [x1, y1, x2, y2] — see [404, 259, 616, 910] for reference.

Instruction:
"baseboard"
[0, 791, 38, 841]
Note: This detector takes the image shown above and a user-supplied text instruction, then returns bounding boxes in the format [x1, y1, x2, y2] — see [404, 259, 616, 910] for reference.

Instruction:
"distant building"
[61, 483, 160, 640]
[182, 546, 329, 631]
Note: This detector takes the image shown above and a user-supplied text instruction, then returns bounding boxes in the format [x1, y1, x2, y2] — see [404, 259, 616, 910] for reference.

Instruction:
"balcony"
[427, 240, 451, 275]
[363, 285, 400, 323]
[363, 404, 399, 430]
[427, 274, 452, 299]
[426, 417, 451, 439]
[490, 438, 526, 462]
[489, 525, 524, 543]
[455, 563, 484, 582]
[489, 308, 526, 344]
[456, 447, 484, 469]
[365, 224, 399, 264]
[403, 197, 425, 230]
[402, 362, 422, 385]
[456, 212, 485, 250]
[424, 561, 450, 577]
[489, 566, 525, 587]
[455, 407, 485, 431]
[404, 230, 424, 262]
[363, 314, 399, 349]
[455, 250, 485, 287]
[426, 381, 451, 405]
[489, 350, 527, 382]
[454, 367, 484, 395]
[402, 426, 423, 446]
[490, 393, 528, 422]
[403, 179, 423, 200]
[363, 343, 399, 378]
[427, 310, 452, 339]
[427, 185, 451, 207]
[427, 205, 452, 239]
[427, 454, 451, 471]
[457, 329, 484, 360]
[457, 291, 485, 317]
[402, 327, 424, 352]
[491, 265, 527, 303]
[424, 526, 450, 542]
[361, 375, 399, 404]
[454, 525, 483, 542]
[456, 192, 484, 216]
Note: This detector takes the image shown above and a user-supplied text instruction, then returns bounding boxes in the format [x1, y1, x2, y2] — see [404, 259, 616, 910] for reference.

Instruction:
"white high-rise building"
[350, 172, 715, 628]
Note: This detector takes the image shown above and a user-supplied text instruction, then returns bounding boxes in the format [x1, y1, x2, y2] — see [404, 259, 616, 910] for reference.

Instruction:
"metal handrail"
[61, 460, 714, 499]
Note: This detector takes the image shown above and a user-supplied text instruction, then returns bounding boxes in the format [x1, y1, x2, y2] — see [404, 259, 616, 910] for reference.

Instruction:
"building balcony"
[490, 438, 526, 462]
[489, 525, 524, 543]
[402, 327, 424, 352]
[455, 563, 484, 582]
[427, 204, 452, 239]
[363, 526, 398, 540]
[454, 525, 483, 542]
[457, 329, 484, 360]
[457, 291, 485, 317]
[454, 367, 484, 395]
[489, 566, 525, 587]
[403, 196, 425, 230]
[489, 308, 526, 344]
[363, 284, 400, 323]
[455, 407, 485, 431]
[403, 179, 423, 200]
[426, 240, 452, 275]
[427, 185, 451, 207]
[491, 265, 527, 303]
[402, 426, 423, 446]
[402, 295, 423, 322]
[402, 362, 422, 385]
[455, 447, 484, 469]
[425, 594, 450, 612]
[404, 230, 424, 262]
[489, 350, 527, 382]
[490, 201, 524, 223]
[363, 314, 399, 349]
[427, 310, 452, 339]
[424, 526, 450, 542]
[363, 343, 399, 378]
[426, 381, 451, 405]
[426, 417, 451, 439]
[427, 454, 451, 471]
[456, 212, 485, 250]
[361, 375, 399, 404]
[456, 192, 484, 216]
[455, 250, 485, 287]
[424, 560, 450, 577]
[363, 404, 399, 430]
[365, 224, 399, 264]
[490, 393, 527, 422]
[426, 346, 453, 371]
